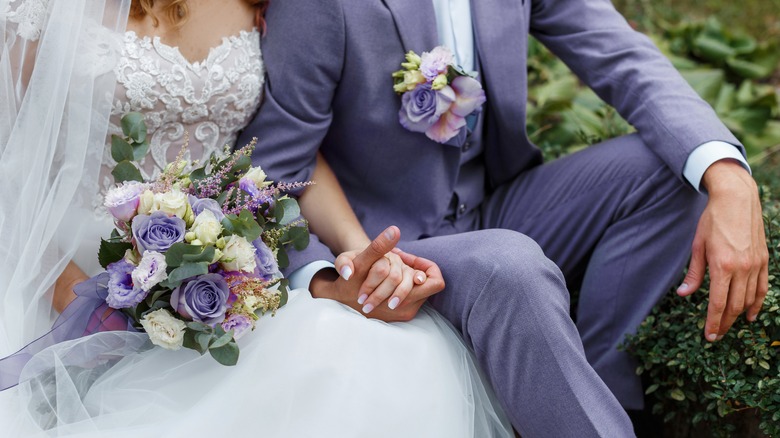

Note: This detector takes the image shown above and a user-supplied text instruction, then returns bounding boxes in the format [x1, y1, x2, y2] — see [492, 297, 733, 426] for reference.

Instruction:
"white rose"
[220, 235, 257, 273]
[137, 190, 156, 215]
[154, 188, 190, 218]
[244, 166, 270, 187]
[140, 309, 186, 350]
[131, 251, 168, 291]
[191, 210, 223, 246]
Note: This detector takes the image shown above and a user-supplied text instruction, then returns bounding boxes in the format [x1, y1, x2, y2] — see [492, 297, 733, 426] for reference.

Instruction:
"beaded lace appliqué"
[102, 29, 264, 201]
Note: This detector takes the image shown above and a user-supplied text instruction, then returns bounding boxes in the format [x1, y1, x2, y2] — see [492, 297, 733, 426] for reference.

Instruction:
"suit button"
[458, 203, 467, 215]
[463, 141, 472, 151]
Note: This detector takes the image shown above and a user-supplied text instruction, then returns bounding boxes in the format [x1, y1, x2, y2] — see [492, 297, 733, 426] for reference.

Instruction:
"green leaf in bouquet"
[221, 210, 262, 242]
[209, 341, 239, 366]
[165, 243, 215, 267]
[276, 247, 289, 269]
[187, 321, 211, 332]
[288, 226, 310, 251]
[132, 140, 150, 162]
[277, 279, 289, 307]
[112, 161, 143, 183]
[183, 329, 207, 355]
[120, 112, 147, 144]
[196, 332, 211, 353]
[146, 288, 171, 308]
[111, 135, 134, 163]
[162, 262, 209, 288]
[189, 167, 207, 182]
[274, 198, 301, 225]
[98, 239, 133, 269]
[209, 329, 234, 349]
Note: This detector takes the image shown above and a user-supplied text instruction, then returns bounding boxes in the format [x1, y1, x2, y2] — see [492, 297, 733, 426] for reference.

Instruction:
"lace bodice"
[101, 29, 264, 196]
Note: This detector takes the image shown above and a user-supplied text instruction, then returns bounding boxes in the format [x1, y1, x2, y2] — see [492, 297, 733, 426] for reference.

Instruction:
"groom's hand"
[677, 160, 769, 342]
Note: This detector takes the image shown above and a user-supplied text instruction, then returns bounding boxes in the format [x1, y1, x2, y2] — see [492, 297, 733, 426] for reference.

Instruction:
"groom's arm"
[238, 0, 347, 274]
[529, 0, 768, 339]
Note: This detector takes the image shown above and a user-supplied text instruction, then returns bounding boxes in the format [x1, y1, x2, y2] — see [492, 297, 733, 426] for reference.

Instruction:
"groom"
[241, 0, 768, 435]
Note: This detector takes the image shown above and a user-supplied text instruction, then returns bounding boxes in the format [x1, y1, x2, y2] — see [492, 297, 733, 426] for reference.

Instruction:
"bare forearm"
[298, 152, 370, 254]
[53, 261, 87, 313]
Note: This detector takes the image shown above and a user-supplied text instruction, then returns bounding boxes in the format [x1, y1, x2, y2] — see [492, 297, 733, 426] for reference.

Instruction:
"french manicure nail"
[384, 228, 395, 240]
[357, 294, 368, 305]
[415, 273, 425, 283]
[707, 333, 717, 342]
[340, 266, 353, 281]
[388, 297, 400, 310]
[362, 303, 374, 314]
[677, 283, 689, 292]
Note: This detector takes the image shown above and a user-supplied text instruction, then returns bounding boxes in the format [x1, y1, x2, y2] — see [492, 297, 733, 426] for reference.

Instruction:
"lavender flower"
[419, 46, 454, 80]
[252, 238, 281, 280]
[106, 259, 148, 308]
[170, 274, 230, 325]
[104, 181, 147, 222]
[221, 313, 253, 339]
[399, 83, 455, 133]
[188, 195, 225, 222]
[132, 211, 186, 254]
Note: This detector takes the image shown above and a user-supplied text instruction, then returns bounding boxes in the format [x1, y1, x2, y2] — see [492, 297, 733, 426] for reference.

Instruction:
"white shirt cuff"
[288, 260, 336, 291]
[683, 141, 750, 192]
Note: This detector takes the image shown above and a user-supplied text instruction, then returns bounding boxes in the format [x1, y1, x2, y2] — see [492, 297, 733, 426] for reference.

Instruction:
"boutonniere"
[393, 46, 486, 144]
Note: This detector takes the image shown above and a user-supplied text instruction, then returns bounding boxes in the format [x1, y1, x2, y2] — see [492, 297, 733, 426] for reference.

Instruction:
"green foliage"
[97, 239, 133, 269]
[183, 321, 239, 366]
[623, 196, 780, 436]
[110, 112, 149, 183]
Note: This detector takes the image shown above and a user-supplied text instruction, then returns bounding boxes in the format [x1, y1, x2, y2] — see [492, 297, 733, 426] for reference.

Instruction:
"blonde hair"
[130, 0, 269, 29]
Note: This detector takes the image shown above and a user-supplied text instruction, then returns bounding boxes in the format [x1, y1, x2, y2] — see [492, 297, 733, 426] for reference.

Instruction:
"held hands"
[677, 160, 769, 342]
[310, 226, 445, 322]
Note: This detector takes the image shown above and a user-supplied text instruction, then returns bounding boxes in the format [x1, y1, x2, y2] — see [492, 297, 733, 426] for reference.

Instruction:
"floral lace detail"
[101, 29, 264, 204]
[3, 0, 49, 41]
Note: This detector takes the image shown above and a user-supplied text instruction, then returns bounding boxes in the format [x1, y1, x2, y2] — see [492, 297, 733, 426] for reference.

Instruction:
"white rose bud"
[137, 190, 156, 215]
[132, 251, 168, 291]
[154, 188, 189, 218]
[140, 309, 186, 350]
[191, 210, 223, 246]
[244, 166, 270, 187]
[220, 235, 257, 273]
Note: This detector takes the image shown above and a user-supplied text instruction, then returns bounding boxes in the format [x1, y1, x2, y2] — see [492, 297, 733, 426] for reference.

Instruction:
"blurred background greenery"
[526, 1, 779, 436]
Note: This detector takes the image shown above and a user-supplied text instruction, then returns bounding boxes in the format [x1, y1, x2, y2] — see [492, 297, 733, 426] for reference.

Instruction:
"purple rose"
[419, 46, 454, 80]
[399, 83, 454, 134]
[221, 313, 253, 339]
[238, 177, 261, 199]
[106, 259, 148, 308]
[252, 238, 280, 280]
[132, 211, 186, 254]
[188, 195, 225, 222]
[170, 274, 230, 325]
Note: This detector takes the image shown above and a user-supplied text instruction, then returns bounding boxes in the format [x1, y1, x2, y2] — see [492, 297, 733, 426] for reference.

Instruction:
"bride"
[0, 0, 513, 436]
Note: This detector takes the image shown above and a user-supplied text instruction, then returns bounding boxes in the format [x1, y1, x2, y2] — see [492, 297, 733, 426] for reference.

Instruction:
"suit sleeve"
[529, 0, 743, 179]
[237, 0, 346, 274]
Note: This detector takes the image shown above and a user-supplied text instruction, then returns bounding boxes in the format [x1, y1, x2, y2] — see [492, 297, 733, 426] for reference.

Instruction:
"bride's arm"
[53, 262, 88, 313]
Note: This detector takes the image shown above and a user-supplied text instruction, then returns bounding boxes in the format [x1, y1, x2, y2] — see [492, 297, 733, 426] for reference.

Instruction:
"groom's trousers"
[400, 133, 705, 437]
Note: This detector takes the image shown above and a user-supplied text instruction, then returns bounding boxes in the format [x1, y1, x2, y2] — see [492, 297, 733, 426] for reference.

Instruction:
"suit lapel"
[382, 0, 438, 54]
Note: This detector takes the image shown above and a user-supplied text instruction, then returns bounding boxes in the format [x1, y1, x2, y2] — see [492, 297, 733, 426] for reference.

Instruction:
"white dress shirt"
[288, 0, 750, 290]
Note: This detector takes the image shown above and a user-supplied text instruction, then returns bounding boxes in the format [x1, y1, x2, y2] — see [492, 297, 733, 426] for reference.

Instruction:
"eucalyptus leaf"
[121, 112, 147, 143]
[133, 140, 151, 161]
[196, 332, 212, 353]
[163, 262, 209, 288]
[111, 135, 134, 163]
[187, 321, 211, 332]
[274, 198, 301, 225]
[209, 330, 234, 349]
[209, 341, 239, 366]
[288, 226, 310, 251]
[112, 161, 143, 183]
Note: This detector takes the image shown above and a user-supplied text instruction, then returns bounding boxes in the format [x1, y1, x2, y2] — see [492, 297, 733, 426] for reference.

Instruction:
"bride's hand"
[334, 245, 427, 315]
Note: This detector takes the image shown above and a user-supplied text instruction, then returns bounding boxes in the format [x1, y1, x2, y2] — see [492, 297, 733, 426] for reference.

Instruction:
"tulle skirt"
[0, 289, 513, 437]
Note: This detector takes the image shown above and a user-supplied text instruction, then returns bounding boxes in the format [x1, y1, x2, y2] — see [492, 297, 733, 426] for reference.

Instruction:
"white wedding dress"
[0, 2, 513, 437]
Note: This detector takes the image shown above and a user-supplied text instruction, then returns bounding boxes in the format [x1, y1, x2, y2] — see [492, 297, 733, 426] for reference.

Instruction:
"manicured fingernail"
[388, 297, 400, 309]
[415, 273, 425, 283]
[707, 333, 717, 341]
[340, 266, 352, 281]
[748, 313, 757, 322]
[357, 294, 368, 305]
[716, 335, 724, 341]
[384, 228, 395, 240]
[362, 303, 374, 314]
[677, 283, 689, 292]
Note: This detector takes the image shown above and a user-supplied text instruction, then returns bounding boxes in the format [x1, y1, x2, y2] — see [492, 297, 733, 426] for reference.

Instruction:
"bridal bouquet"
[97, 113, 309, 365]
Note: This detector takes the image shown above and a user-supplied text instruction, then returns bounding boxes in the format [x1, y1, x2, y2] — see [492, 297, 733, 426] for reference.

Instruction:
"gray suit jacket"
[239, 0, 741, 273]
